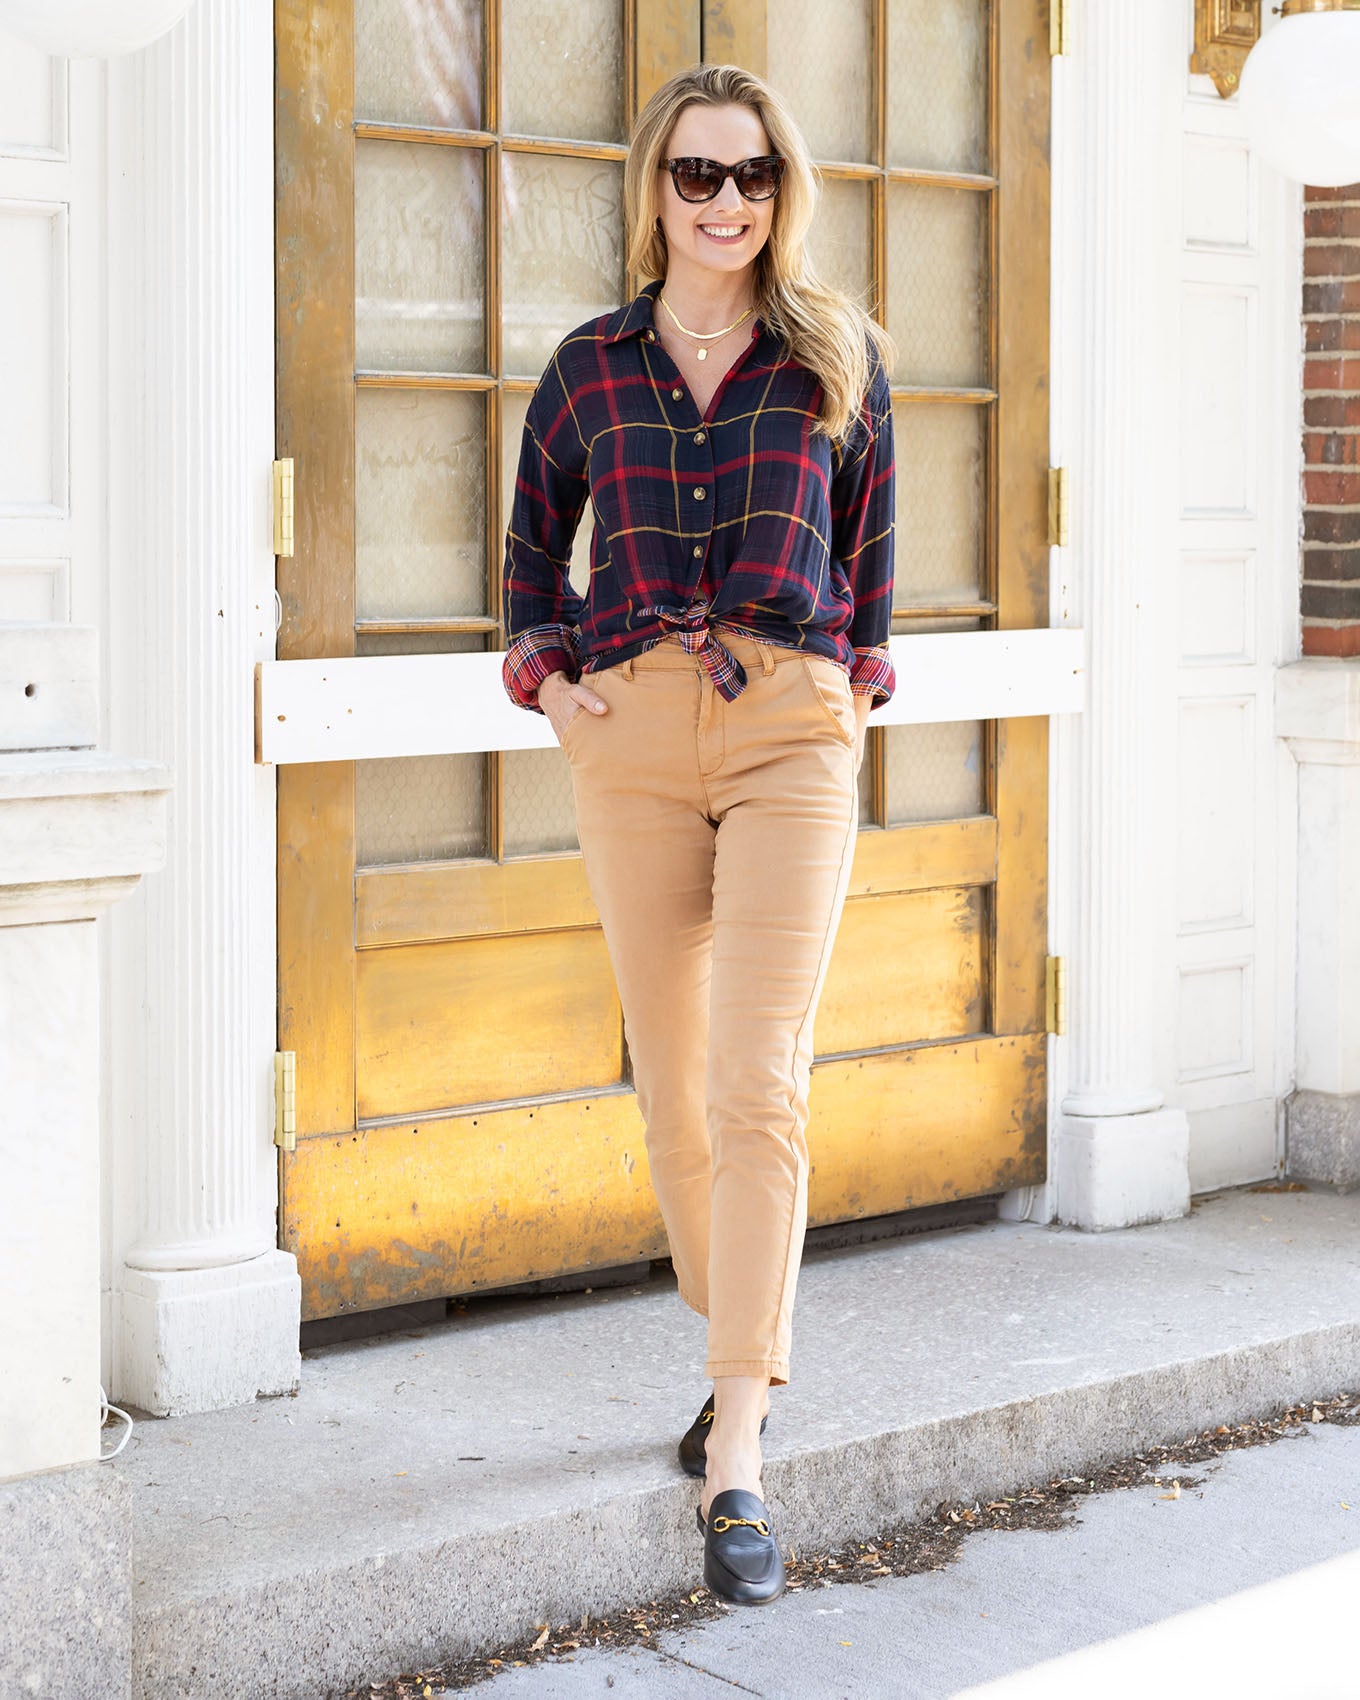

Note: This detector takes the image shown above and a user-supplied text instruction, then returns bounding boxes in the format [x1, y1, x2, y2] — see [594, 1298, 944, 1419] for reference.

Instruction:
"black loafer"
[677, 1392, 769, 1479]
[696, 1487, 786, 1606]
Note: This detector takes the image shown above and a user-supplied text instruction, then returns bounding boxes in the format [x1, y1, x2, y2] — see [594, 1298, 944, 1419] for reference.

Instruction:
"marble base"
[1286, 1090, 1360, 1193]
[1053, 1107, 1191, 1230]
[117, 1250, 302, 1417]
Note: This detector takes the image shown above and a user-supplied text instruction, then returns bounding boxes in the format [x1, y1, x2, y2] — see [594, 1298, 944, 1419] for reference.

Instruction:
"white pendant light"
[1239, 0, 1360, 187]
[0, 0, 197, 58]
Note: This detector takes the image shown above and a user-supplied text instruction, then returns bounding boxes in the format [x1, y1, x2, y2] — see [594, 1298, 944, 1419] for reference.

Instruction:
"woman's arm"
[829, 344, 897, 717]
[501, 350, 591, 714]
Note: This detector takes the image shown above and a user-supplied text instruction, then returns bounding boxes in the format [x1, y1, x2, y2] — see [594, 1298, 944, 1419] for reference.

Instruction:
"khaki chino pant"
[561, 629, 860, 1386]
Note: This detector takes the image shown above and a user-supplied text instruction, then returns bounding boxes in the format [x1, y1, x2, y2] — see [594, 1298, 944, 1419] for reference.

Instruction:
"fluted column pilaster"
[1046, 0, 1190, 1226]
[107, 0, 299, 1410]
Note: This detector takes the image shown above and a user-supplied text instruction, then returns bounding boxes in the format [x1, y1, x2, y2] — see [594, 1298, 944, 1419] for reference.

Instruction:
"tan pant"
[561, 629, 860, 1386]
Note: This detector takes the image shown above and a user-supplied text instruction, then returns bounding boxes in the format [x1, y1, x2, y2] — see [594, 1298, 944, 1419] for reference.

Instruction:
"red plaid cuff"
[849, 644, 895, 706]
[503, 623, 581, 712]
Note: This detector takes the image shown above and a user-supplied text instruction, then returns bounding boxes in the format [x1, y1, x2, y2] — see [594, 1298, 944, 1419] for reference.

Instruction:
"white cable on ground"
[99, 1385, 133, 1459]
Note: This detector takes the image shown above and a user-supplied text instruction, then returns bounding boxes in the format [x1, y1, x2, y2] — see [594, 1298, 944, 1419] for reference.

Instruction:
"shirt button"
[645, 329, 656, 341]
[693, 545, 703, 557]
[671, 387, 683, 400]
[693, 487, 706, 500]
[694, 431, 706, 443]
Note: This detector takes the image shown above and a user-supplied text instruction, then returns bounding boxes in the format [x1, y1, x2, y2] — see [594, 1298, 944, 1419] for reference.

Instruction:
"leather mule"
[677, 1392, 769, 1479]
[696, 1487, 786, 1606]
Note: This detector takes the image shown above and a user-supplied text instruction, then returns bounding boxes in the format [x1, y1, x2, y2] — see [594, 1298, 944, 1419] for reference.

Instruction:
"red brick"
[1303, 622, 1360, 657]
[1303, 244, 1360, 278]
[1306, 395, 1360, 428]
[1306, 469, 1360, 504]
[1303, 545, 1360, 581]
[1304, 279, 1360, 316]
[1305, 184, 1360, 203]
[1304, 356, 1360, 391]
[1302, 582, 1360, 619]
[1307, 204, 1360, 240]
[1304, 432, 1360, 467]
[1305, 509, 1360, 544]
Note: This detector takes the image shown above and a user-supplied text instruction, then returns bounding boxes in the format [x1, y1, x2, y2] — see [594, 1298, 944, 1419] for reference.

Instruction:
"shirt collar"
[601, 278, 665, 345]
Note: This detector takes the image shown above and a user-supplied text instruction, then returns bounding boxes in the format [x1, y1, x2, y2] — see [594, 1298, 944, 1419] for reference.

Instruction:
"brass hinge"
[274, 1050, 297, 1150]
[272, 457, 295, 558]
[1047, 466, 1070, 547]
[1050, 0, 1070, 55]
[1045, 956, 1068, 1037]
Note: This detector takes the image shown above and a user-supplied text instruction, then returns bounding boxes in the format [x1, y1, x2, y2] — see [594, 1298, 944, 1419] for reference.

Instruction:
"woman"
[502, 62, 896, 1607]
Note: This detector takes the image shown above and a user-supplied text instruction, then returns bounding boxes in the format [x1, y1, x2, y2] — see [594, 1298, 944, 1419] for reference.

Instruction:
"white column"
[1046, 1, 1189, 1228]
[106, 0, 298, 1413]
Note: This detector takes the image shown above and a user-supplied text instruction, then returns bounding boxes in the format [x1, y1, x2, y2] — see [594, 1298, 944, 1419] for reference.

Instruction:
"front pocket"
[800, 656, 856, 747]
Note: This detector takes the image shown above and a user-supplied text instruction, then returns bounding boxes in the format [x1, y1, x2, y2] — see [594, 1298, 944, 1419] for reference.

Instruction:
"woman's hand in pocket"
[538, 669, 609, 744]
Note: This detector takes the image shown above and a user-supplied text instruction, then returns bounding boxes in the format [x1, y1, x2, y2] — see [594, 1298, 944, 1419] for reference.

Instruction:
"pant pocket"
[799, 655, 856, 747]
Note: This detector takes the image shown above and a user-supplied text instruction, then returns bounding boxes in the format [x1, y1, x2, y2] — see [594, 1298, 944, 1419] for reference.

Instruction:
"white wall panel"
[0, 30, 66, 160]
[1177, 695, 1254, 932]
[0, 559, 69, 620]
[1179, 283, 1256, 518]
[0, 200, 67, 514]
[1177, 959, 1251, 1081]
[1182, 133, 1254, 252]
[1180, 551, 1254, 666]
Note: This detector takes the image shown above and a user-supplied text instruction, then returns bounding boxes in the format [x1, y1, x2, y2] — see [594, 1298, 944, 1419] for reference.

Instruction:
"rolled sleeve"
[830, 345, 896, 708]
[501, 348, 590, 713]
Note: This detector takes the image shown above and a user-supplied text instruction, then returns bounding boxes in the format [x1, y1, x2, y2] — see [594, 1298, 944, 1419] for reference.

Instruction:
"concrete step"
[113, 1185, 1360, 1700]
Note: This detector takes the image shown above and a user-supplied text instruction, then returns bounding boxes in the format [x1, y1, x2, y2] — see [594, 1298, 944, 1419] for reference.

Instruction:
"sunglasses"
[660, 155, 787, 204]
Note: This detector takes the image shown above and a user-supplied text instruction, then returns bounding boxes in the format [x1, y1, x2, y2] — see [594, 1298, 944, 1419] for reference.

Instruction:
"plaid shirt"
[501, 277, 895, 713]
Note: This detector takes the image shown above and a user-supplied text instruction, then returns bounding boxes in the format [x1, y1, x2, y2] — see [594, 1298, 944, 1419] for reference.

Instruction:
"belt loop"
[760, 644, 775, 677]
[621, 654, 635, 681]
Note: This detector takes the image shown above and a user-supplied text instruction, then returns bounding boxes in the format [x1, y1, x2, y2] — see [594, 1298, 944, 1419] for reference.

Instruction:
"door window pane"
[888, 0, 988, 172]
[502, 0, 625, 143]
[808, 177, 873, 309]
[356, 389, 486, 620]
[503, 747, 580, 855]
[356, 138, 486, 372]
[893, 401, 986, 603]
[355, 0, 484, 130]
[766, 0, 872, 162]
[886, 183, 987, 387]
[502, 153, 624, 376]
[356, 753, 486, 864]
[885, 721, 984, 824]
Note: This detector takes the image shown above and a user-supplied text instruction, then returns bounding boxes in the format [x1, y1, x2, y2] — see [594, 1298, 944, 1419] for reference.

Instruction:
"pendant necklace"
[659, 292, 754, 361]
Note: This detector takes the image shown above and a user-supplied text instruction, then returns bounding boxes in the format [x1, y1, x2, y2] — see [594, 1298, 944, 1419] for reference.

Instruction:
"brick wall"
[1302, 184, 1360, 659]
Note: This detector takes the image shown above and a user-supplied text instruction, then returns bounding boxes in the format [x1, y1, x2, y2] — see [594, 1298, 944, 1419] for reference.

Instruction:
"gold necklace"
[659, 292, 755, 360]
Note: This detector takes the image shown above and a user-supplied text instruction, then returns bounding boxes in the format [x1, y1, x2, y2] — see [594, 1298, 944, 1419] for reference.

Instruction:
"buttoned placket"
[630, 320, 779, 701]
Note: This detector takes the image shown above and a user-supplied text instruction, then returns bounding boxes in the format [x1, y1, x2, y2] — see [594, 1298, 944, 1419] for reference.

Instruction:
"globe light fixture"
[0, 0, 197, 57]
[1239, 0, 1360, 186]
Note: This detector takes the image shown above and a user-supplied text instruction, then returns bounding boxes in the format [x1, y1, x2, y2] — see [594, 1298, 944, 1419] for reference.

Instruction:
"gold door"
[275, 0, 1050, 1320]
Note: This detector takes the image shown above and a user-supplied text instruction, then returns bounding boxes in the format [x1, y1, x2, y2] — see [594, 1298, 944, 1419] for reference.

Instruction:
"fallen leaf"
[1159, 1480, 1181, 1500]
[839, 1640, 853, 1647]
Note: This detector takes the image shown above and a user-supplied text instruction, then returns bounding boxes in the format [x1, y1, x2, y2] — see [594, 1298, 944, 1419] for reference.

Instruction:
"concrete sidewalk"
[109, 1184, 1360, 1700]
[473, 1417, 1360, 1698]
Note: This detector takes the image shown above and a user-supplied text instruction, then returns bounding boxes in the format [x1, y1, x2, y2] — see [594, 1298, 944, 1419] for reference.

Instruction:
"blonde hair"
[623, 63, 897, 445]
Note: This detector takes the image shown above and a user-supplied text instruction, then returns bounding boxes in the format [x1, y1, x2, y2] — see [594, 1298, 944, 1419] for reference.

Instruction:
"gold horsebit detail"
[710, 1515, 772, 1536]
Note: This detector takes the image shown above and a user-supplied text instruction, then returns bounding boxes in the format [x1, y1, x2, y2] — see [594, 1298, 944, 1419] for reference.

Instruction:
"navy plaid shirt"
[502, 277, 896, 713]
